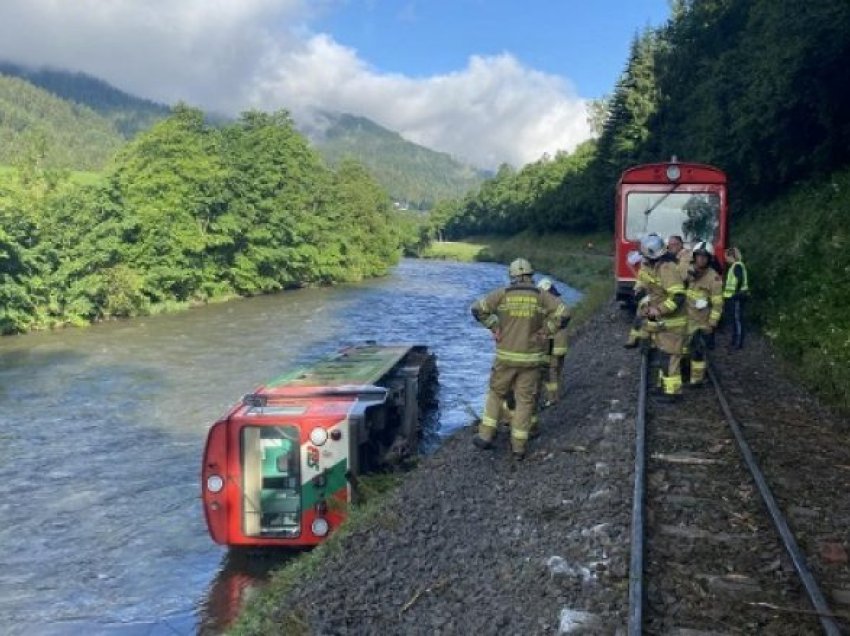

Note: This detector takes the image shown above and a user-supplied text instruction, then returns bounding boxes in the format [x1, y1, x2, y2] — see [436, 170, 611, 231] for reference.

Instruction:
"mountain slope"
[301, 111, 485, 209]
[0, 61, 169, 138]
[0, 73, 125, 170]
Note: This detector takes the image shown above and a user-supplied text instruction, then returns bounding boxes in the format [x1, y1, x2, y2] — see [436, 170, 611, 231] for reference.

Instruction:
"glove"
[694, 298, 708, 310]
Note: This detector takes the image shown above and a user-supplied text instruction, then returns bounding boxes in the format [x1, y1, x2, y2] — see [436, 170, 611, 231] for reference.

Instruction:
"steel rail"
[708, 363, 842, 636]
[628, 349, 649, 636]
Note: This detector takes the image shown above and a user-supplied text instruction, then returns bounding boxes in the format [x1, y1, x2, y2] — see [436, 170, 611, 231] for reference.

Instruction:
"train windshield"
[625, 191, 720, 243]
[241, 426, 301, 538]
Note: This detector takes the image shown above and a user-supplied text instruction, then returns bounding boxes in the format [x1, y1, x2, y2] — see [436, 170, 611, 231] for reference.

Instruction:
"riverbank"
[228, 267, 850, 635]
[421, 231, 613, 334]
[230, 297, 639, 635]
[228, 235, 616, 634]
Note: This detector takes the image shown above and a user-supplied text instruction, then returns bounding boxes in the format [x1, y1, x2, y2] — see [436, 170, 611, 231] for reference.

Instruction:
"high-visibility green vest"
[723, 261, 749, 298]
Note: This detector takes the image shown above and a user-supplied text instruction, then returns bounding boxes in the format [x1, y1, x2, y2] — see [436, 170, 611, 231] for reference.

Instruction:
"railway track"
[628, 350, 847, 635]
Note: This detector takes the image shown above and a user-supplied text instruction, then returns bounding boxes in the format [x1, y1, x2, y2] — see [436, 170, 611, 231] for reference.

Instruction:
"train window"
[241, 426, 302, 537]
[625, 191, 720, 243]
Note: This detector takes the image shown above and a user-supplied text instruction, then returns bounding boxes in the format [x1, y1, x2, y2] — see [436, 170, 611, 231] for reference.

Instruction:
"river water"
[0, 258, 579, 635]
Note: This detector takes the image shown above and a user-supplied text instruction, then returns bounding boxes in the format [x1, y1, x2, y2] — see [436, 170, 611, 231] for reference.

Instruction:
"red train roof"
[620, 162, 726, 185]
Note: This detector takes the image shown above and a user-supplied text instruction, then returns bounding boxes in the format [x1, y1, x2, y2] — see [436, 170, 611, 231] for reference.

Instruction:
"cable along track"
[628, 350, 845, 635]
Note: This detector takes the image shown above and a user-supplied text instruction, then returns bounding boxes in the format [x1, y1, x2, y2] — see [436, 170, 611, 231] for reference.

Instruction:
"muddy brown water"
[0, 259, 579, 635]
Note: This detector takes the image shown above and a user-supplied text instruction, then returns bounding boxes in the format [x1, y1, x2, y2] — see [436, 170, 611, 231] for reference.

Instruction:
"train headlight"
[666, 164, 681, 181]
[311, 517, 330, 537]
[309, 427, 328, 446]
[206, 474, 224, 493]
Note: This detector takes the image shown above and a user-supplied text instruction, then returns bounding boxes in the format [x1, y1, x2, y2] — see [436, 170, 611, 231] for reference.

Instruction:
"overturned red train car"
[202, 344, 436, 548]
[614, 160, 728, 302]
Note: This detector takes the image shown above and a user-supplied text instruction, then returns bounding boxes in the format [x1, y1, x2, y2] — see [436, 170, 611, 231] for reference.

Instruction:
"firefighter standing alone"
[471, 258, 569, 459]
[723, 247, 749, 349]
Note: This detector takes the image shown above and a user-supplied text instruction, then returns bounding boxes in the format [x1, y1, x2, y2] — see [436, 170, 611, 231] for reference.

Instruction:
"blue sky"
[0, 0, 671, 167]
[315, 0, 671, 98]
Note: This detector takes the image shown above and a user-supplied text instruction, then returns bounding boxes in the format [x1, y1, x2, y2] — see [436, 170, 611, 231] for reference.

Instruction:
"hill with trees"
[0, 106, 408, 333]
[301, 111, 486, 210]
[0, 73, 125, 170]
[0, 61, 170, 138]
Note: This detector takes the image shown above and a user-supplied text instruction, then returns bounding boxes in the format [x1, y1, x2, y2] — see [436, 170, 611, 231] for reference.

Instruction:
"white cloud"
[0, 0, 590, 167]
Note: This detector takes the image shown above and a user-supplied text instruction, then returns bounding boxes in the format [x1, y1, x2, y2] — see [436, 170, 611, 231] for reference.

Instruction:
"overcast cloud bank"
[0, 0, 591, 168]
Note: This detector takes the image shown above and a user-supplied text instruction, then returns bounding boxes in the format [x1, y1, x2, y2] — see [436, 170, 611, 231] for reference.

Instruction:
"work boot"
[472, 436, 493, 450]
[512, 449, 526, 461]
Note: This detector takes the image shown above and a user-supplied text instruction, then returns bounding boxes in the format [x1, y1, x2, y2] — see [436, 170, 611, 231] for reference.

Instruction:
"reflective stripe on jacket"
[645, 256, 688, 333]
[687, 267, 724, 330]
[471, 282, 570, 367]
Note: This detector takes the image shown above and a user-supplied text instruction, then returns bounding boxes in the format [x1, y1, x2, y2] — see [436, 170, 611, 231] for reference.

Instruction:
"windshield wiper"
[644, 183, 681, 217]
[641, 183, 681, 235]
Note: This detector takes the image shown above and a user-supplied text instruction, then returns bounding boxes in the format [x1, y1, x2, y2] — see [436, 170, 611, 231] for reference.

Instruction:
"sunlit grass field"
[422, 230, 613, 293]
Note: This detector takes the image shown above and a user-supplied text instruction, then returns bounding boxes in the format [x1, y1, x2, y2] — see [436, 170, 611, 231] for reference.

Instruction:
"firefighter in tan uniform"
[537, 278, 568, 406]
[667, 234, 693, 280]
[624, 252, 655, 348]
[471, 258, 569, 459]
[635, 234, 688, 400]
[685, 241, 724, 385]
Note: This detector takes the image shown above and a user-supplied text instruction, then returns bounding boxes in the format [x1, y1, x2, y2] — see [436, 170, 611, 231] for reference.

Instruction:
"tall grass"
[735, 167, 850, 412]
[423, 231, 613, 291]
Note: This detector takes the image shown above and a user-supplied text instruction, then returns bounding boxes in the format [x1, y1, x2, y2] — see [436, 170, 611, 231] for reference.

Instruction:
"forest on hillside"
[0, 73, 125, 170]
[0, 106, 407, 334]
[0, 61, 170, 138]
[304, 112, 486, 210]
[440, 0, 850, 237]
[436, 0, 850, 408]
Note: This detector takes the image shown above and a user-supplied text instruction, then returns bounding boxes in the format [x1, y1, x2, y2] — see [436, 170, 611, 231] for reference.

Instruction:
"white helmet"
[537, 277, 553, 291]
[508, 258, 533, 278]
[640, 233, 666, 260]
[692, 241, 714, 257]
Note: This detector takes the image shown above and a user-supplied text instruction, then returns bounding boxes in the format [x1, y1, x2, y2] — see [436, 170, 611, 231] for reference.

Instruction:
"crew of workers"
[469, 242, 747, 457]
[470, 258, 570, 460]
[625, 233, 748, 401]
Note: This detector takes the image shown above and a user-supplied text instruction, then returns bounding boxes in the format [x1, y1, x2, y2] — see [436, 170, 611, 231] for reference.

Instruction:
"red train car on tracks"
[615, 159, 728, 302]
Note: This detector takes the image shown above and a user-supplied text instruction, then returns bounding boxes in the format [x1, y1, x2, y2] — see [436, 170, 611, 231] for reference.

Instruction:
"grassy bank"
[734, 167, 850, 412]
[423, 231, 614, 329]
[230, 231, 614, 634]
[230, 474, 402, 635]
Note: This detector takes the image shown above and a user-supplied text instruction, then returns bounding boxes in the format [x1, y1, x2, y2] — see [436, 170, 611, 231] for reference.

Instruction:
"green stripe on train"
[302, 457, 348, 509]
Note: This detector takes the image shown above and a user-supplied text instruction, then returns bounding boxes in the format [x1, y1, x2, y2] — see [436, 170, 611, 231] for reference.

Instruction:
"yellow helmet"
[509, 258, 533, 277]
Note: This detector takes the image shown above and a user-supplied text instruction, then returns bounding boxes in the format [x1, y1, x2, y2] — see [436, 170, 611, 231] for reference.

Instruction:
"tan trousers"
[655, 330, 685, 395]
[479, 362, 541, 452]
